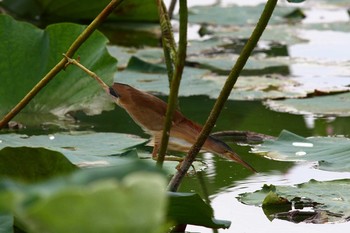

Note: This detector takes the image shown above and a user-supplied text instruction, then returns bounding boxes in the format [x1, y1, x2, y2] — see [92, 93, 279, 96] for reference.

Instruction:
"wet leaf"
[208, 24, 306, 45]
[239, 179, 350, 223]
[187, 54, 288, 74]
[203, 74, 303, 100]
[251, 130, 350, 172]
[0, 132, 147, 167]
[265, 92, 350, 116]
[107, 46, 164, 69]
[116, 64, 306, 100]
[303, 22, 350, 33]
[115, 66, 209, 96]
[262, 191, 290, 206]
[185, 4, 301, 26]
[0, 132, 205, 172]
[113, 42, 349, 101]
[318, 0, 350, 7]
[0, 15, 117, 119]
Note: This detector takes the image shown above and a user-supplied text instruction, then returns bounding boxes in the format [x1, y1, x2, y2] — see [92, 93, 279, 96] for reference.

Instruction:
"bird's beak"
[109, 86, 120, 98]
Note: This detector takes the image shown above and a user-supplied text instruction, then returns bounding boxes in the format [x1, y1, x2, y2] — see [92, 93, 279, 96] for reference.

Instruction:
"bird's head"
[108, 83, 136, 107]
[109, 85, 120, 98]
[108, 83, 122, 106]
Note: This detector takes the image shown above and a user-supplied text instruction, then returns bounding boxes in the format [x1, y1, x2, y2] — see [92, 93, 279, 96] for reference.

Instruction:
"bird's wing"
[170, 117, 203, 144]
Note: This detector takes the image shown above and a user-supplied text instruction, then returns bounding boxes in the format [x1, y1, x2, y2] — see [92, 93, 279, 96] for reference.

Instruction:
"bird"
[108, 82, 256, 173]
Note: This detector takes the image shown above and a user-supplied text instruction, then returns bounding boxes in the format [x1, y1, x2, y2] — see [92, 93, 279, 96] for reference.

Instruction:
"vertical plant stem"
[162, 44, 174, 85]
[156, 0, 187, 167]
[157, 0, 176, 84]
[168, 0, 177, 19]
[168, 0, 278, 191]
[0, 0, 124, 129]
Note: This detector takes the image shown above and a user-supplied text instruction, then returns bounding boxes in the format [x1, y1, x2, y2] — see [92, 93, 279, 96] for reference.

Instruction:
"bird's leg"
[149, 144, 203, 172]
[151, 142, 160, 160]
[149, 137, 197, 171]
[152, 145, 184, 162]
[151, 140, 184, 167]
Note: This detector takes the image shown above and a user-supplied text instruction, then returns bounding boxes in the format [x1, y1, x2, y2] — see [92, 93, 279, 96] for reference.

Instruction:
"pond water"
[74, 96, 350, 233]
[2, 0, 350, 232]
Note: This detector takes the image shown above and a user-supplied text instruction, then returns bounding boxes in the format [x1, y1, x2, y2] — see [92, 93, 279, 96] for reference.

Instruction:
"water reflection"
[303, 115, 315, 129]
[289, 30, 350, 62]
[292, 142, 313, 147]
[295, 151, 306, 156]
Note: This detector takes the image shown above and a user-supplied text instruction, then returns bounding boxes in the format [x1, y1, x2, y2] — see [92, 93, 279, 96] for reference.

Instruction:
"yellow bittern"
[109, 82, 256, 173]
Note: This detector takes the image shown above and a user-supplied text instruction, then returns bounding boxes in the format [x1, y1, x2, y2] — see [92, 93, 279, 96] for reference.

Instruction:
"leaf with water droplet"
[251, 130, 350, 172]
[0, 132, 148, 168]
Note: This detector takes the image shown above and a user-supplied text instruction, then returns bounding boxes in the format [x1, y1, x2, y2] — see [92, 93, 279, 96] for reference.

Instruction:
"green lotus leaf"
[0, 147, 77, 183]
[0, 132, 147, 167]
[185, 4, 301, 26]
[265, 92, 350, 116]
[239, 179, 350, 223]
[0, 171, 168, 233]
[251, 130, 350, 172]
[0, 15, 117, 120]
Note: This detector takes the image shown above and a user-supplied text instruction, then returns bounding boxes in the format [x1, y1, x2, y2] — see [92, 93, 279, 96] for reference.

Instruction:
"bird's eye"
[109, 87, 119, 98]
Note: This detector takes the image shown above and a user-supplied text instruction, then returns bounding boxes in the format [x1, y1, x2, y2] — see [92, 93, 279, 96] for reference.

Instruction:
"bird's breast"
[167, 137, 194, 152]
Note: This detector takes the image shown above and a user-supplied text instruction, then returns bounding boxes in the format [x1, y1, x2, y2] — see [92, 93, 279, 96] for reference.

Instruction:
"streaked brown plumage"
[109, 82, 256, 173]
